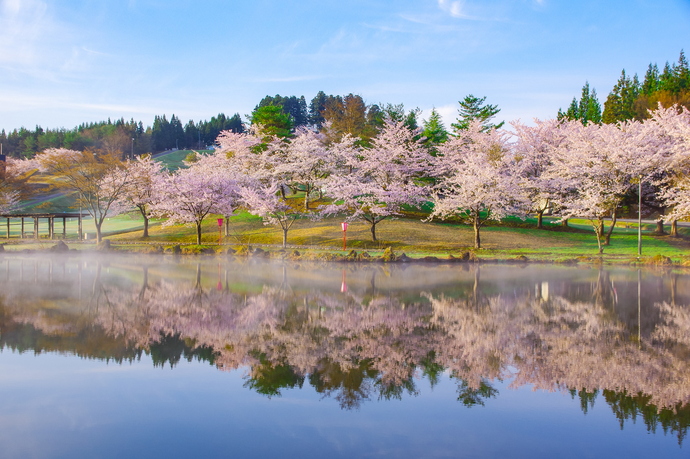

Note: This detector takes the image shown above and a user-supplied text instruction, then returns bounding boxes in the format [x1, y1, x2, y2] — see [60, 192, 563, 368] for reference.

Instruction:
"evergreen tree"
[184, 120, 200, 149]
[602, 70, 640, 123]
[674, 50, 690, 92]
[381, 103, 421, 131]
[579, 83, 602, 124]
[169, 114, 184, 149]
[226, 113, 244, 134]
[257, 94, 308, 128]
[451, 94, 503, 132]
[659, 62, 675, 93]
[557, 97, 580, 122]
[250, 105, 293, 139]
[309, 91, 329, 128]
[421, 108, 449, 151]
[641, 63, 660, 95]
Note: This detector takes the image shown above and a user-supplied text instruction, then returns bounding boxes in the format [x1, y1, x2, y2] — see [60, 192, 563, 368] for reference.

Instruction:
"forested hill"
[0, 113, 244, 160]
[0, 92, 426, 159]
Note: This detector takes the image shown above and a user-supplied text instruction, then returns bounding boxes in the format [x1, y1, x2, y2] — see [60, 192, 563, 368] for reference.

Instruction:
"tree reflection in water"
[1, 256, 690, 444]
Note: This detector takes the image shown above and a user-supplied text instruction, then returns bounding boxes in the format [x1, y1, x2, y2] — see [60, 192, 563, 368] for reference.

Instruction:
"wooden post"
[34, 217, 39, 239]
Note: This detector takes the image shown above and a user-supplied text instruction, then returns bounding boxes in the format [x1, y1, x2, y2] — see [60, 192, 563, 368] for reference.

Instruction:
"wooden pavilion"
[0, 213, 87, 240]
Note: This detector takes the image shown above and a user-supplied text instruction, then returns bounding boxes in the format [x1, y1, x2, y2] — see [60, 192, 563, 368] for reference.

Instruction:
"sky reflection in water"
[0, 254, 688, 458]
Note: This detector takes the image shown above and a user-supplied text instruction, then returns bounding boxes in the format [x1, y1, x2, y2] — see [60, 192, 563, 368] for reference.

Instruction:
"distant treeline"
[0, 113, 245, 159]
[0, 90, 417, 159]
[559, 50, 690, 124]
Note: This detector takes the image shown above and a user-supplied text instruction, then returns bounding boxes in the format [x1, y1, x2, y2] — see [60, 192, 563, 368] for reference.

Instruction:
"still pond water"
[0, 254, 688, 458]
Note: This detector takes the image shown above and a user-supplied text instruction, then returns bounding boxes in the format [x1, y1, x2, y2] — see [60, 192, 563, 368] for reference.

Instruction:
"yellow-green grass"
[96, 212, 690, 263]
[4, 206, 689, 264]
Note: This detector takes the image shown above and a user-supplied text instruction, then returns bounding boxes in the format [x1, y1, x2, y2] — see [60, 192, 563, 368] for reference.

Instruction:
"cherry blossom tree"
[151, 158, 241, 245]
[429, 120, 529, 249]
[215, 130, 264, 174]
[0, 157, 35, 214]
[545, 118, 666, 252]
[111, 155, 166, 238]
[275, 127, 332, 211]
[0, 189, 19, 214]
[321, 118, 430, 241]
[37, 148, 129, 242]
[512, 118, 568, 229]
[648, 106, 690, 234]
[241, 181, 303, 247]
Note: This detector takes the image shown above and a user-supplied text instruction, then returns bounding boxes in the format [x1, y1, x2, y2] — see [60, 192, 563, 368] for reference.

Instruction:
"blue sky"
[0, 0, 688, 132]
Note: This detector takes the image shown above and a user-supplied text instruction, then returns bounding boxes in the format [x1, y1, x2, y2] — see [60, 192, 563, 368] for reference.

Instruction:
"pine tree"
[641, 63, 660, 95]
[674, 50, 689, 92]
[557, 83, 601, 125]
[309, 91, 329, 128]
[602, 70, 640, 123]
[451, 95, 503, 132]
[421, 108, 448, 149]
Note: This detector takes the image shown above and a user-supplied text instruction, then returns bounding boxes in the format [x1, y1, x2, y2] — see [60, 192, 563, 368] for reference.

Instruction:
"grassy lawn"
[17, 211, 675, 264]
[2, 210, 688, 264]
[154, 149, 213, 171]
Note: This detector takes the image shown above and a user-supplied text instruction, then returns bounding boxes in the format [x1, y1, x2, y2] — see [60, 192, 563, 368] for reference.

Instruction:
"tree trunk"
[370, 221, 377, 242]
[196, 222, 202, 245]
[536, 210, 544, 229]
[95, 221, 103, 243]
[594, 218, 604, 254]
[138, 205, 149, 238]
[473, 215, 481, 249]
[671, 220, 678, 237]
[282, 227, 288, 248]
[304, 185, 310, 211]
[596, 219, 604, 240]
[655, 219, 665, 235]
[561, 218, 569, 227]
[604, 210, 617, 246]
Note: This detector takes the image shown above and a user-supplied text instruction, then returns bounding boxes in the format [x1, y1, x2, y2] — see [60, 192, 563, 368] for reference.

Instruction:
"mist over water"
[0, 254, 688, 458]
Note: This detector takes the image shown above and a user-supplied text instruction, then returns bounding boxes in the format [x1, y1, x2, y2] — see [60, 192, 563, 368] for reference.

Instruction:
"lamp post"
[638, 175, 642, 257]
[341, 222, 348, 251]
[217, 218, 224, 245]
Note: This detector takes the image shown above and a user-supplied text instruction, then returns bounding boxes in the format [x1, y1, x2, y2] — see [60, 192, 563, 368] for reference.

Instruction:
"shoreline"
[0, 240, 682, 268]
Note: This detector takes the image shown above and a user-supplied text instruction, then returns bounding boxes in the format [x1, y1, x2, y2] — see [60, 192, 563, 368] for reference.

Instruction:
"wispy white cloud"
[437, 0, 478, 20]
[0, 93, 150, 114]
[436, 0, 518, 23]
[0, 0, 52, 66]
